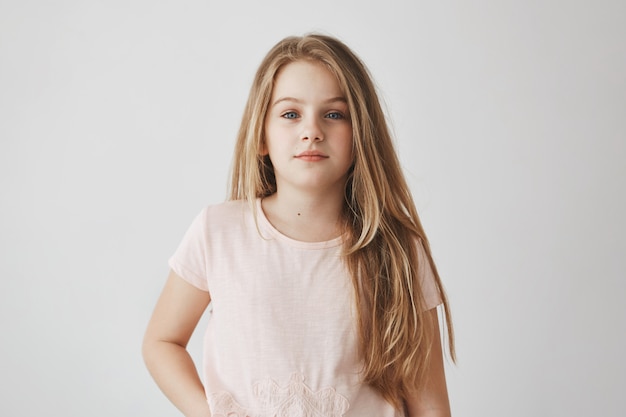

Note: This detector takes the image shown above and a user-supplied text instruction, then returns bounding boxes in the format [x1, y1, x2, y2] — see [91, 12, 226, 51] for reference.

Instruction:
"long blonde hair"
[229, 34, 455, 409]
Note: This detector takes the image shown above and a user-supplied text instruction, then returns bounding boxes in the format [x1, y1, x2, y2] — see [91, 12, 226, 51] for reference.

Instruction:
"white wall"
[1, 1, 624, 416]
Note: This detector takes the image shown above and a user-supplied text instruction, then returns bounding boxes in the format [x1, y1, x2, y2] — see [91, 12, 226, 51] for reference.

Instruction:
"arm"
[405, 308, 452, 417]
[142, 270, 212, 417]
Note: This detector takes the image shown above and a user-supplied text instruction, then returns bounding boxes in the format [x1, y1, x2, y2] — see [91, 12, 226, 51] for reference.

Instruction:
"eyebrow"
[271, 96, 347, 107]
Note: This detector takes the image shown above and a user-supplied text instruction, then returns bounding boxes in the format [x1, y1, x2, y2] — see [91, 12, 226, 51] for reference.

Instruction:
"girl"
[143, 34, 455, 417]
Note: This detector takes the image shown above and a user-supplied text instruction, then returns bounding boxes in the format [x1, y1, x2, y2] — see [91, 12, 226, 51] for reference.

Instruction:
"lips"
[295, 150, 328, 161]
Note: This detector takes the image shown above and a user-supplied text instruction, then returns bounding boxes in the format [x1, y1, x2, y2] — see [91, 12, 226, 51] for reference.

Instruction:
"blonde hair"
[229, 34, 455, 409]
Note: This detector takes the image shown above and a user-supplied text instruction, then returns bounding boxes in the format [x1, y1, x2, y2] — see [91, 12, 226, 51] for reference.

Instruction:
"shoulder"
[201, 199, 249, 218]
[192, 199, 255, 236]
[196, 199, 251, 223]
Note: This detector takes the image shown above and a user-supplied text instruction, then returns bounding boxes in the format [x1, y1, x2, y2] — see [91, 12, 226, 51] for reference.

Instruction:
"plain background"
[1, 1, 624, 416]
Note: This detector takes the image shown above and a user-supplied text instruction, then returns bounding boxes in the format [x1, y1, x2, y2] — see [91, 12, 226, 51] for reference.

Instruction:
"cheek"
[342, 126, 354, 153]
[264, 120, 286, 141]
[338, 136, 354, 163]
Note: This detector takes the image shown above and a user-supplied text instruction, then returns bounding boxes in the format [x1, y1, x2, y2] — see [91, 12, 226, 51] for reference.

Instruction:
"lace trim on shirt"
[208, 373, 350, 417]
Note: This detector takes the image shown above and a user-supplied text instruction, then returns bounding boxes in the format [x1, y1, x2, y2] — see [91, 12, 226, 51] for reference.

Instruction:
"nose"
[300, 118, 324, 142]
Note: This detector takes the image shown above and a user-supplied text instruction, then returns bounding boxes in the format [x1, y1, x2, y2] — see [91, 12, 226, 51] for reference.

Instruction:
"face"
[263, 60, 353, 196]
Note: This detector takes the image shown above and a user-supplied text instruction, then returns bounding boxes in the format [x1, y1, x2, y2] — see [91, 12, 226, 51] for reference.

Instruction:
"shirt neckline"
[255, 198, 344, 250]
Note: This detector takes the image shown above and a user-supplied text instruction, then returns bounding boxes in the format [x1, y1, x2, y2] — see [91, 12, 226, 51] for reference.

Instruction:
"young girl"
[143, 34, 455, 417]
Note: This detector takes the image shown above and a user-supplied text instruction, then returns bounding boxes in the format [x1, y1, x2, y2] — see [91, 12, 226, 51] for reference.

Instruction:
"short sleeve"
[416, 239, 442, 310]
[168, 208, 210, 292]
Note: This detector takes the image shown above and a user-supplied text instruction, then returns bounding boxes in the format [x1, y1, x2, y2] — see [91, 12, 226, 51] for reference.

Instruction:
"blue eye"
[325, 112, 344, 120]
[282, 111, 299, 119]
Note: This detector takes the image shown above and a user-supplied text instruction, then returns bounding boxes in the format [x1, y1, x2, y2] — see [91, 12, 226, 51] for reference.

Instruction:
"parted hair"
[229, 33, 455, 409]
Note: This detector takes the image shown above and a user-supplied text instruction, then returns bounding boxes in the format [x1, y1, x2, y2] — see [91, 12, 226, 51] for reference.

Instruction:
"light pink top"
[169, 199, 441, 417]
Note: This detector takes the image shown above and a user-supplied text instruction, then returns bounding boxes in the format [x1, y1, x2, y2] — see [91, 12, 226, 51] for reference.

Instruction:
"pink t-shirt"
[169, 199, 441, 417]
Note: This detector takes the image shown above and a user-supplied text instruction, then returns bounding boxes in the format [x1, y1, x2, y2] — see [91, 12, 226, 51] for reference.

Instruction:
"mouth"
[295, 150, 329, 161]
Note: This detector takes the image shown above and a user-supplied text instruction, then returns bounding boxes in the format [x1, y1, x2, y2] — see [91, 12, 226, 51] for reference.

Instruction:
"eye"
[325, 112, 345, 120]
[281, 111, 299, 119]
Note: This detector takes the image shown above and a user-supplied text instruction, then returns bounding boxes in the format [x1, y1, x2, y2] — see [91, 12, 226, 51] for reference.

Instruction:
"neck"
[261, 186, 345, 242]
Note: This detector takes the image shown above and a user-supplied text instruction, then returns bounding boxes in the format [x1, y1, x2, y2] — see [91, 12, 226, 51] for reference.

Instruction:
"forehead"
[271, 60, 344, 100]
